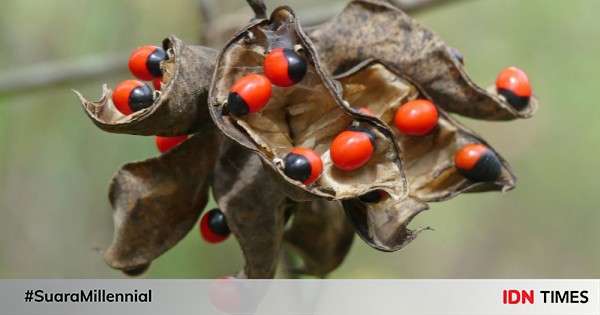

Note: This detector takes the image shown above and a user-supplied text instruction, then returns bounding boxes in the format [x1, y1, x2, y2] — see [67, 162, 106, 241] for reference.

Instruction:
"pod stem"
[246, 0, 267, 19]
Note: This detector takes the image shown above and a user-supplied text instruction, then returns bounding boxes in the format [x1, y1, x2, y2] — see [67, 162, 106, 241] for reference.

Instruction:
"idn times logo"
[502, 289, 589, 305]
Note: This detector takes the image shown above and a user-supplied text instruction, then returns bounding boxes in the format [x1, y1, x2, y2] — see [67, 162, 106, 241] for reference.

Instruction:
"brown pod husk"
[343, 197, 428, 252]
[284, 199, 354, 277]
[76, 36, 217, 136]
[212, 139, 288, 278]
[336, 61, 516, 251]
[208, 6, 408, 202]
[308, 0, 538, 121]
[104, 129, 221, 274]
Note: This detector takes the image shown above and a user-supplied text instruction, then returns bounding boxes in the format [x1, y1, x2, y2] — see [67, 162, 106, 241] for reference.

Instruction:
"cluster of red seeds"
[113, 45, 190, 154]
[227, 44, 533, 203]
[365, 67, 532, 203]
[113, 45, 165, 115]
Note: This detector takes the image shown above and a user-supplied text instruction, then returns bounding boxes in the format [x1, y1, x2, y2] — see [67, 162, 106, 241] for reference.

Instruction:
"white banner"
[1, 279, 598, 315]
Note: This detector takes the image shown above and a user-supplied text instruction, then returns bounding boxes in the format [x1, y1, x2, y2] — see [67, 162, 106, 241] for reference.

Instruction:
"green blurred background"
[0, 0, 598, 278]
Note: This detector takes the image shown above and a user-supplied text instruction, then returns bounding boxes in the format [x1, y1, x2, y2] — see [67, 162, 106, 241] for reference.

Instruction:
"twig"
[246, 0, 267, 19]
[0, 0, 462, 96]
[0, 53, 127, 96]
[197, 0, 218, 45]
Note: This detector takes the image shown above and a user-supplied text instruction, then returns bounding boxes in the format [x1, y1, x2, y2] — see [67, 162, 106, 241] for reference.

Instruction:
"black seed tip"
[359, 190, 383, 203]
[207, 209, 230, 236]
[347, 125, 377, 147]
[283, 153, 312, 183]
[497, 88, 530, 110]
[283, 48, 307, 84]
[227, 92, 249, 116]
[460, 151, 502, 182]
[147, 47, 166, 77]
[128, 83, 154, 112]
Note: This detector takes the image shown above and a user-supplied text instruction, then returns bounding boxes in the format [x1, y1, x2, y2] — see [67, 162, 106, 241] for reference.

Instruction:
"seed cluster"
[224, 46, 531, 199]
[75, 0, 539, 277]
[113, 45, 193, 155]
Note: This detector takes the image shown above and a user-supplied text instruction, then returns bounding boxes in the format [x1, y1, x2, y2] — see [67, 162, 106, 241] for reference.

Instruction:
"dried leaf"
[308, 0, 538, 121]
[336, 61, 516, 251]
[284, 199, 354, 277]
[208, 6, 408, 202]
[76, 36, 217, 136]
[104, 129, 221, 274]
[212, 139, 288, 278]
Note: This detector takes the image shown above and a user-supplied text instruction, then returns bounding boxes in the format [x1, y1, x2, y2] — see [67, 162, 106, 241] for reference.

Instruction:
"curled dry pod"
[104, 129, 221, 274]
[308, 0, 539, 121]
[336, 61, 516, 251]
[284, 199, 354, 278]
[76, 36, 217, 136]
[212, 139, 288, 278]
[209, 6, 407, 202]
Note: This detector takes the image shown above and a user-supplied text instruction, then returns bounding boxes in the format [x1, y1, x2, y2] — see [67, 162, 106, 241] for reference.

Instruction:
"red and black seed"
[454, 144, 502, 182]
[495, 66, 532, 110]
[112, 80, 154, 115]
[200, 208, 230, 244]
[264, 48, 308, 87]
[283, 147, 322, 185]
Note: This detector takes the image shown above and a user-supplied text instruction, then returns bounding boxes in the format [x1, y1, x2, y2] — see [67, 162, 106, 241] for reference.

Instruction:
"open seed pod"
[76, 36, 217, 136]
[308, 0, 538, 121]
[208, 6, 408, 202]
[336, 60, 517, 251]
[104, 129, 221, 274]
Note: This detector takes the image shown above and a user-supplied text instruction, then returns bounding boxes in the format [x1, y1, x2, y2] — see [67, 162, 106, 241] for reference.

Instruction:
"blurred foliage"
[0, 0, 599, 278]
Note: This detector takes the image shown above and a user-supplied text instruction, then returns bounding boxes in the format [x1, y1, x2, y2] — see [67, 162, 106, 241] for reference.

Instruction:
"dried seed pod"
[212, 139, 288, 278]
[336, 61, 516, 251]
[343, 196, 428, 252]
[103, 129, 221, 274]
[308, 0, 538, 121]
[209, 6, 407, 202]
[76, 36, 217, 136]
[284, 199, 354, 277]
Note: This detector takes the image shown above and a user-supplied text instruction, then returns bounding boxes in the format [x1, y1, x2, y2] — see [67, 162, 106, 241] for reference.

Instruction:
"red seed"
[200, 209, 230, 244]
[330, 130, 374, 171]
[264, 48, 307, 87]
[155, 135, 188, 153]
[394, 99, 439, 136]
[112, 80, 153, 115]
[128, 45, 165, 81]
[228, 74, 272, 115]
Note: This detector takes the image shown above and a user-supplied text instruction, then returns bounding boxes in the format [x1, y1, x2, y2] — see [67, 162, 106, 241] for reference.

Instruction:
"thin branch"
[197, 0, 218, 45]
[0, 53, 127, 96]
[0, 0, 462, 97]
[246, 0, 267, 19]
